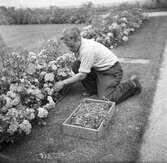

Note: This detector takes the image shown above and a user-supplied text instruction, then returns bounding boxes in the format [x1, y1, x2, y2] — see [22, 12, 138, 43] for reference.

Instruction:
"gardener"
[54, 27, 142, 104]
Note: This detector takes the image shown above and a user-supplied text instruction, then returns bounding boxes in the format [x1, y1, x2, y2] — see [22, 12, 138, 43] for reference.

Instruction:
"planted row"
[81, 8, 148, 48]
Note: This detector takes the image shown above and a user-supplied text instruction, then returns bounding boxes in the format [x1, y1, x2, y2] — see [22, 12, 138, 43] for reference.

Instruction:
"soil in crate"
[69, 100, 112, 130]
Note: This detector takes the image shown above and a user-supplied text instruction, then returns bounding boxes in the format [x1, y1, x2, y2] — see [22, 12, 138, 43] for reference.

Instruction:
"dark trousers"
[72, 60, 137, 104]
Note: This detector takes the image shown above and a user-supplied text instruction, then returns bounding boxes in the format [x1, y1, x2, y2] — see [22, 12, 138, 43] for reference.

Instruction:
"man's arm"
[54, 72, 87, 92]
[63, 72, 87, 85]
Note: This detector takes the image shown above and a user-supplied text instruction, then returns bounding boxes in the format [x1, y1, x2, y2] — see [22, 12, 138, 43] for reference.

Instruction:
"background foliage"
[1, 1, 164, 25]
[0, 2, 94, 25]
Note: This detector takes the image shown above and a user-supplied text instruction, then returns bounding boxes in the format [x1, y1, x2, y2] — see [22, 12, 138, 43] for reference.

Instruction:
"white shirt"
[78, 38, 119, 73]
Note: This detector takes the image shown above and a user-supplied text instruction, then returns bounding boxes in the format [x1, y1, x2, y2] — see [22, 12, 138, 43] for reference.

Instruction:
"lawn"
[0, 24, 84, 52]
[0, 16, 167, 163]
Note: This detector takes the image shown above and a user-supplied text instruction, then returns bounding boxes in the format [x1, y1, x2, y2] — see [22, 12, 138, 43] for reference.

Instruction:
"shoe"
[130, 75, 142, 95]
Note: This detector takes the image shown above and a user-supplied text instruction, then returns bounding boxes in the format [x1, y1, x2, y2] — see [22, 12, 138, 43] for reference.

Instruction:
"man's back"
[78, 38, 119, 72]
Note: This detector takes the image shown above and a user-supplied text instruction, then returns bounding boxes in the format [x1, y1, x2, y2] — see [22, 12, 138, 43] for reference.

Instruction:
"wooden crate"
[62, 98, 115, 140]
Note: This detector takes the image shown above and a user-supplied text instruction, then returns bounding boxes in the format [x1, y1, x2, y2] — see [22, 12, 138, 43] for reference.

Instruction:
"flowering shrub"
[81, 8, 148, 48]
[0, 39, 75, 144]
[0, 48, 29, 83]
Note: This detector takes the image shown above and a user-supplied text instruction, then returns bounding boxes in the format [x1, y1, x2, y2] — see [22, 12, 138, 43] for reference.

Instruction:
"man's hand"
[53, 72, 87, 92]
[54, 81, 64, 92]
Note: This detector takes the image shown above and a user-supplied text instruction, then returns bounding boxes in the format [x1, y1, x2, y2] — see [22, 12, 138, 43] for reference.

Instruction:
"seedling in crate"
[63, 98, 115, 140]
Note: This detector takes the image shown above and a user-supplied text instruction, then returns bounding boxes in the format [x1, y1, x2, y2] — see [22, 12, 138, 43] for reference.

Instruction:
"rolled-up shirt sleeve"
[78, 50, 94, 73]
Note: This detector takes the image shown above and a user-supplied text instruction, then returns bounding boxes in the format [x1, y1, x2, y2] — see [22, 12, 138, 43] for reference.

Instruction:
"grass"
[0, 24, 84, 52]
[0, 16, 167, 163]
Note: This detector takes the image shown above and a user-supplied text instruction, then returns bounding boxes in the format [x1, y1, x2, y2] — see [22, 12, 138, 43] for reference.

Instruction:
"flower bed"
[63, 98, 115, 140]
[0, 6, 148, 146]
[0, 40, 75, 145]
[81, 8, 148, 48]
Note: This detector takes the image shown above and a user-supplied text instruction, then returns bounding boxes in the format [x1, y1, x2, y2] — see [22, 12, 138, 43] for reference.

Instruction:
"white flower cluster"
[23, 108, 35, 121]
[6, 108, 19, 118]
[122, 35, 128, 42]
[7, 121, 19, 135]
[28, 51, 37, 63]
[27, 87, 44, 100]
[19, 119, 32, 135]
[37, 107, 48, 118]
[1, 83, 23, 111]
[48, 61, 58, 71]
[44, 72, 55, 82]
[43, 96, 55, 110]
[5, 107, 35, 135]
[110, 22, 120, 29]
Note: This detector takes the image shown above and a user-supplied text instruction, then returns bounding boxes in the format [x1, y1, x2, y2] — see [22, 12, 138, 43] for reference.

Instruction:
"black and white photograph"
[0, 0, 167, 162]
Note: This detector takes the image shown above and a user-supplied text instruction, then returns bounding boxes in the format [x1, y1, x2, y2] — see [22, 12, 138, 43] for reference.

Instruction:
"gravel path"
[140, 42, 167, 162]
